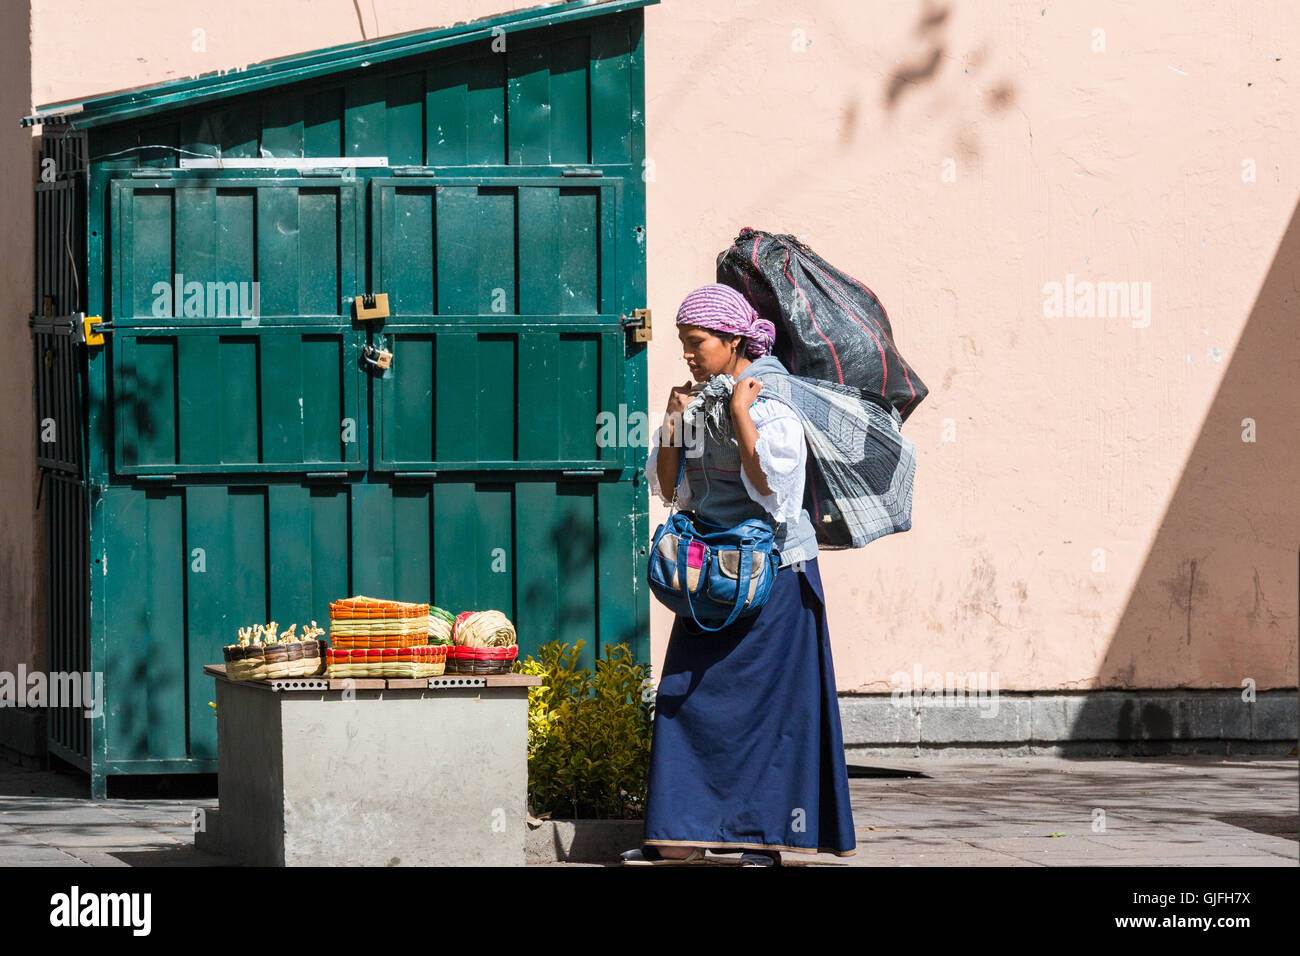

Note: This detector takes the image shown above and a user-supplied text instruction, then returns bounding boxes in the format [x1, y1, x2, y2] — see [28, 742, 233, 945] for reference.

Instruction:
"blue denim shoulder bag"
[647, 454, 778, 632]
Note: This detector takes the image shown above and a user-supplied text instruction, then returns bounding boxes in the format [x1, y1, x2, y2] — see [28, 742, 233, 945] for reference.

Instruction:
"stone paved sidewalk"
[0, 754, 1294, 866]
[818, 754, 1297, 867]
[0, 757, 224, 866]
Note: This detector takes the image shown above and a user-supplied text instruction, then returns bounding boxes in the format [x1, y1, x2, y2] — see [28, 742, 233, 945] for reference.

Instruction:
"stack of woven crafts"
[325, 596, 447, 678]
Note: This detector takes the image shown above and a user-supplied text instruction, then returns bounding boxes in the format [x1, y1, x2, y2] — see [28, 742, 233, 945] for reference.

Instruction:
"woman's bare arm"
[657, 415, 684, 499]
[733, 398, 769, 496]
[658, 380, 695, 501]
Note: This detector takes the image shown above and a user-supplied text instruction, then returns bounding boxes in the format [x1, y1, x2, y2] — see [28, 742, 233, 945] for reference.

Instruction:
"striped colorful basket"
[325, 644, 448, 679]
[329, 595, 431, 648]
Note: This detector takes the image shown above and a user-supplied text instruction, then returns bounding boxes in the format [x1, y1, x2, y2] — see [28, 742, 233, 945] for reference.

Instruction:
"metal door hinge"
[621, 308, 652, 343]
[562, 167, 603, 177]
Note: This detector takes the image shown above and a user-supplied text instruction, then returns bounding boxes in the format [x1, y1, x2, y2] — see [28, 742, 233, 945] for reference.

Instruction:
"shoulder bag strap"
[682, 538, 755, 633]
[668, 450, 686, 518]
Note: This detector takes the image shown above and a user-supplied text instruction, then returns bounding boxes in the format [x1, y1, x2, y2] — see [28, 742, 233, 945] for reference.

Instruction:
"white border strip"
[178, 156, 389, 169]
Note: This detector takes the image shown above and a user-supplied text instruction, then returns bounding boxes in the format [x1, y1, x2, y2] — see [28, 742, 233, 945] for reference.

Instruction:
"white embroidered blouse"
[645, 396, 808, 527]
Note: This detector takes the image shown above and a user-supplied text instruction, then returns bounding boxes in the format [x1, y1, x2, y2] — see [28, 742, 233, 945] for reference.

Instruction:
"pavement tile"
[0, 845, 85, 864]
[7, 859, 92, 867]
[7, 825, 187, 849]
[962, 836, 1164, 864]
[54, 846, 132, 866]
[0, 808, 127, 827]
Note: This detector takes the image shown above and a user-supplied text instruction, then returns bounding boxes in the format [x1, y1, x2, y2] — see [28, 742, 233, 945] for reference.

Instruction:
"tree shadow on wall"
[877, 0, 1018, 164]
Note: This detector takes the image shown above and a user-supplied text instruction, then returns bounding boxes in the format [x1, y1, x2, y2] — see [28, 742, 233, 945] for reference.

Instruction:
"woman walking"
[622, 283, 857, 867]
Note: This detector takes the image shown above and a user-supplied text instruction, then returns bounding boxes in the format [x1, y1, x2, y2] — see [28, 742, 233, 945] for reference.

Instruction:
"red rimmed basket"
[446, 644, 518, 675]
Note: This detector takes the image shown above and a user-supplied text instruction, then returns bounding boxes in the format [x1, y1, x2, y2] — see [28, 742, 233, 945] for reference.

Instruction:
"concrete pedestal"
[196, 669, 539, 866]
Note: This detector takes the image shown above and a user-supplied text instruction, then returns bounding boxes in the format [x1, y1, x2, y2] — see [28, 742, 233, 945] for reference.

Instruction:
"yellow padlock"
[353, 293, 390, 321]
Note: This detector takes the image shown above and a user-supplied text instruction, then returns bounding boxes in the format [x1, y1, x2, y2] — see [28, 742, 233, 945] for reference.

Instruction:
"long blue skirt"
[643, 556, 857, 856]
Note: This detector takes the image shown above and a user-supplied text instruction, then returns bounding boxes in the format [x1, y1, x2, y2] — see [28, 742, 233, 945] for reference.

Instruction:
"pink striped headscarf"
[675, 283, 776, 358]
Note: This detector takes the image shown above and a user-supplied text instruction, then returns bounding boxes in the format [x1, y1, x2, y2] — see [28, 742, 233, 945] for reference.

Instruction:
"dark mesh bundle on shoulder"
[716, 227, 928, 423]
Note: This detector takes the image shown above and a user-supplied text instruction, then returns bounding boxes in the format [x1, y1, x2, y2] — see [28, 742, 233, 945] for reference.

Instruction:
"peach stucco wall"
[0, 1, 35, 678]
[9, 0, 1298, 692]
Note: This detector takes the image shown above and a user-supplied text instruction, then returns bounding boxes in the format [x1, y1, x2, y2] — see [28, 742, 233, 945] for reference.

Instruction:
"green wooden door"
[107, 177, 367, 475]
[357, 174, 641, 667]
[368, 175, 625, 473]
[98, 171, 645, 766]
[101, 175, 368, 765]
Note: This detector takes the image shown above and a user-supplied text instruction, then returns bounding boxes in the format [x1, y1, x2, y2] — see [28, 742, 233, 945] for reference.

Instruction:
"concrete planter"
[203, 671, 538, 865]
[526, 818, 645, 864]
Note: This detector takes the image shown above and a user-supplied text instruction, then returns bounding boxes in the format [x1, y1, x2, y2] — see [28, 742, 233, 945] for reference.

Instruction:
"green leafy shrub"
[514, 640, 654, 820]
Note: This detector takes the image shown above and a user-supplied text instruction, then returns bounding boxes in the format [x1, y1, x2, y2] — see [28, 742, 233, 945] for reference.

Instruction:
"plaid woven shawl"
[685, 358, 916, 549]
[756, 371, 916, 548]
